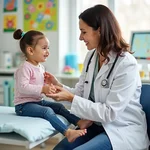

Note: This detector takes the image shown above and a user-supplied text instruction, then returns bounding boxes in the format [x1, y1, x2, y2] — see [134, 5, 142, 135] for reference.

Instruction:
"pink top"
[14, 61, 45, 105]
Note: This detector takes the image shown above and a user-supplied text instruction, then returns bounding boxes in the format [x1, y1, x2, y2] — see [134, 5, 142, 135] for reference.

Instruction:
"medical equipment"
[85, 50, 119, 88]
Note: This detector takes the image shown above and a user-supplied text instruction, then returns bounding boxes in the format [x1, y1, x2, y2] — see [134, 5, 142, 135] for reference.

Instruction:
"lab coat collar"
[96, 51, 118, 80]
[107, 51, 118, 64]
[87, 50, 118, 81]
[94, 50, 117, 64]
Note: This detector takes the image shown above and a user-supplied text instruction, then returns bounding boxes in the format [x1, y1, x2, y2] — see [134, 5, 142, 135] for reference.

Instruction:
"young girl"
[13, 29, 92, 142]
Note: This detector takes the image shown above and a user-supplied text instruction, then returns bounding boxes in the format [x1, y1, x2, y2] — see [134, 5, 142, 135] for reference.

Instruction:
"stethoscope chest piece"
[101, 79, 109, 88]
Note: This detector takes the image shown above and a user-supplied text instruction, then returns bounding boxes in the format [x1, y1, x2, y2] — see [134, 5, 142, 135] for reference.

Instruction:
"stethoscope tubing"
[85, 50, 95, 72]
[85, 50, 119, 87]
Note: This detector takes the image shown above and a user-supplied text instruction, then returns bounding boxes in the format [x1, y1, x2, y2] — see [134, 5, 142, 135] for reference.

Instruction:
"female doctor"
[45, 4, 149, 150]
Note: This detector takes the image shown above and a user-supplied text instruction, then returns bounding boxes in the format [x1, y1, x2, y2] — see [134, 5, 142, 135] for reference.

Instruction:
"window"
[74, 0, 150, 63]
[115, 0, 150, 43]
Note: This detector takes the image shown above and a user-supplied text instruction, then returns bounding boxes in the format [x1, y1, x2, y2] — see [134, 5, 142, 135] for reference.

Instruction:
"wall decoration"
[3, 0, 17, 12]
[3, 15, 17, 32]
[23, 0, 58, 31]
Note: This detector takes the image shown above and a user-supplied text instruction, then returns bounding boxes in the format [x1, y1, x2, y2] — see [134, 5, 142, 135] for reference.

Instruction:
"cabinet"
[0, 68, 16, 106]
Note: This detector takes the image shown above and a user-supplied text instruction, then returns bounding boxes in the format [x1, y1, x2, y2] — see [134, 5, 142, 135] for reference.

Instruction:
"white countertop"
[0, 68, 17, 74]
[55, 73, 150, 83]
[141, 77, 150, 83]
[55, 72, 81, 80]
[0, 69, 149, 83]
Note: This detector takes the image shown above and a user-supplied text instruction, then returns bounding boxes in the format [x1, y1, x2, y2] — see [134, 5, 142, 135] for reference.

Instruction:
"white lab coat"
[64, 50, 150, 150]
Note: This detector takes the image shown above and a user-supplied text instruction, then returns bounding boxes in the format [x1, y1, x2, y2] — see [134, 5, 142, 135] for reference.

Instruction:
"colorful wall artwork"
[23, 0, 58, 31]
[3, 15, 17, 32]
[3, 0, 17, 12]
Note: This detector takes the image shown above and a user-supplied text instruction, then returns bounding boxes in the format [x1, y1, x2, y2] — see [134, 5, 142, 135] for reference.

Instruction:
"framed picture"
[3, 0, 17, 12]
[130, 31, 150, 59]
[3, 15, 17, 32]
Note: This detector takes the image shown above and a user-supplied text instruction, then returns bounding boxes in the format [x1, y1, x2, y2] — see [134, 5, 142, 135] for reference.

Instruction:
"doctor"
[45, 4, 149, 150]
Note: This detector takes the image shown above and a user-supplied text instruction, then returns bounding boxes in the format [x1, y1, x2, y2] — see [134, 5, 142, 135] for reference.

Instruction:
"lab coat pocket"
[117, 127, 130, 150]
[119, 125, 148, 150]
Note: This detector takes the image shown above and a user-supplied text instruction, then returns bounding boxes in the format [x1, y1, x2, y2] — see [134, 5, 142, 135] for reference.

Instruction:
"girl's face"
[79, 19, 100, 50]
[27, 37, 50, 65]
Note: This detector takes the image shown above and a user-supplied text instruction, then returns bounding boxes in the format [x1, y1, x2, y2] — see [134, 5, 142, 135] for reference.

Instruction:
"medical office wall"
[0, 0, 71, 74]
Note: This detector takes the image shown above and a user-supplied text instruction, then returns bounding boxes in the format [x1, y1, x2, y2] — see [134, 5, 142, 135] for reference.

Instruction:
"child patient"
[13, 29, 92, 142]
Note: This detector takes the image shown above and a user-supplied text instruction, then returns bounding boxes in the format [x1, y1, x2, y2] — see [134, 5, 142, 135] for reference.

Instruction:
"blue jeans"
[15, 100, 80, 134]
[53, 124, 112, 150]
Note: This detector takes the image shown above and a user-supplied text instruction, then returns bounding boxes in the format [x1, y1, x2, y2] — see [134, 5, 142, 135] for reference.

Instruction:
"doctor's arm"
[69, 60, 140, 123]
[45, 70, 87, 100]
[46, 59, 139, 123]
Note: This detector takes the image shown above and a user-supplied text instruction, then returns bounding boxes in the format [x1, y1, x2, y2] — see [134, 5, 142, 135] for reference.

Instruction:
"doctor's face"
[79, 19, 100, 50]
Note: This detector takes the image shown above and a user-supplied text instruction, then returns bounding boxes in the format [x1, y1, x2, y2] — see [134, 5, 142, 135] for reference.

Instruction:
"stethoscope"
[85, 50, 119, 88]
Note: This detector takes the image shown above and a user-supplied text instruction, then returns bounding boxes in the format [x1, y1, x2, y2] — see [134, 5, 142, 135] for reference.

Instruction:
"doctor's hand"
[44, 72, 63, 87]
[46, 85, 74, 102]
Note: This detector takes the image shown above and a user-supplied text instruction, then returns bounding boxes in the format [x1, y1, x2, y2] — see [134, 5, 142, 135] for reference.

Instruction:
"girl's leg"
[41, 100, 80, 125]
[42, 100, 93, 129]
[15, 102, 87, 142]
[15, 102, 68, 134]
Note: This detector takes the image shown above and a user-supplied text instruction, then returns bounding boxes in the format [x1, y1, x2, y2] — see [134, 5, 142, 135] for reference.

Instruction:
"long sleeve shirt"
[14, 61, 45, 105]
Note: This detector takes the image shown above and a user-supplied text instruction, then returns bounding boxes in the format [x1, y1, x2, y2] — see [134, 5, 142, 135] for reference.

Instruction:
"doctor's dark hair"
[79, 5, 131, 62]
[13, 29, 45, 55]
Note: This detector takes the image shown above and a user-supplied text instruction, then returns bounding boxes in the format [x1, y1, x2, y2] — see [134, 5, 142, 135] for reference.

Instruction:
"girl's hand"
[42, 84, 56, 95]
[44, 72, 63, 87]
[46, 85, 74, 102]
